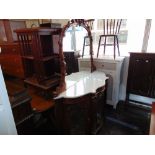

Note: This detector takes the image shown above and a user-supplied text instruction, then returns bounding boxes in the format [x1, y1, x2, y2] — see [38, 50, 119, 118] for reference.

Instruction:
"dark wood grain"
[127, 53, 155, 100]
[55, 86, 106, 134]
[15, 28, 61, 97]
[0, 43, 24, 78]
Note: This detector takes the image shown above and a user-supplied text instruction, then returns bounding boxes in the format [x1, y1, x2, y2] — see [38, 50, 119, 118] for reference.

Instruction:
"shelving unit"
[15, 27, 61, 94]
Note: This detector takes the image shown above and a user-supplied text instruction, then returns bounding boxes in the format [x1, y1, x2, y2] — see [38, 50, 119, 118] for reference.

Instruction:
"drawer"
[79, 60, 117, 71]
[0, 44, 20, 55]
[2, 66, 24, 78]
[79, 60, 91, 68]
[94, 61, 116, 70]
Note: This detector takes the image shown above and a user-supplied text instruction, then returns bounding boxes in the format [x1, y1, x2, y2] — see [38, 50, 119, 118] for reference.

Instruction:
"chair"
[97, 19, 122, 59]
[82, 19, 95, 57]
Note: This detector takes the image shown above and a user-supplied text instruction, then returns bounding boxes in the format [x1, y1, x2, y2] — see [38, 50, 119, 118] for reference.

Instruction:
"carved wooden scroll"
[57, 19, 96, 94]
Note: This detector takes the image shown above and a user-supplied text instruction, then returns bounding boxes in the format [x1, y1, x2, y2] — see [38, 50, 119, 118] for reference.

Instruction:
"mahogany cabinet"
[0, 43, 24, 78]
[55, 86, 106, 135]
[0, 19, 26, 78]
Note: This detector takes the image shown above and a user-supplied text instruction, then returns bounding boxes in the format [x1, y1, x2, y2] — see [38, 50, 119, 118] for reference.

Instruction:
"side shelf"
[15, 28, 62, 96]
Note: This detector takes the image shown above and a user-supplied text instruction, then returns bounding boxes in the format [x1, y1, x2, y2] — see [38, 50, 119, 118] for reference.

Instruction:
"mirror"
[57, 19, 96, 94]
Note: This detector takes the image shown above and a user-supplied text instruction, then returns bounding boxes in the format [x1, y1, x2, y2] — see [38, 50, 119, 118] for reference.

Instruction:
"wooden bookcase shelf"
[15, 27, 61, 95]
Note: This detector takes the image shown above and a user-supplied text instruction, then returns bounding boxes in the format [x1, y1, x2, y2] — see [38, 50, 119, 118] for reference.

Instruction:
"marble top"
[55, 71, 108, 99]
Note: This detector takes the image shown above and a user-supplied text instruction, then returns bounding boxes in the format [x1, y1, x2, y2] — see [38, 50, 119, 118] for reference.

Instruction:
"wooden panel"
[55, 86, 106, 134]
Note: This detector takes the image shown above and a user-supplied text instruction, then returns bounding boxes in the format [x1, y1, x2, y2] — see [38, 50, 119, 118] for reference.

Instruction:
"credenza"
[54, 71, 108, 134]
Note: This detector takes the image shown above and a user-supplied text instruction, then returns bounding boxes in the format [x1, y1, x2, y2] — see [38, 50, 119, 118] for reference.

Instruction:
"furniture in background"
[64, 51, 79, 75]
[0, 43, 24, 78]
[78, 56, 124, 108]
[82, 19, 94, 57]
[0, 19, 26, 78]
[97, 19, 122, 59]
[15, 28, 61, 98]
[126, 52, 155, 104]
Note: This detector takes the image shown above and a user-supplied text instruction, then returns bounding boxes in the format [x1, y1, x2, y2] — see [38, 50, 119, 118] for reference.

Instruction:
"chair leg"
[116, 36, 120, 56]
[103, 36, 107, 55]
[114, 36, 116, 59]
[97, 36, 102, 58]
[82, 37, 86, 57]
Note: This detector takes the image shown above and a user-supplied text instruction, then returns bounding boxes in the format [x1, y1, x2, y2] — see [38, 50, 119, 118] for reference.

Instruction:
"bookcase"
[15, 28, 61, 94]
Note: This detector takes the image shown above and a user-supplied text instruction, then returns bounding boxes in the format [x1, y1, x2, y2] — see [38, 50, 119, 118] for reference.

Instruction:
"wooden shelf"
[24, 74, 60, 90]
[22, 56, 34, 60]
[42, 55, 59, 61]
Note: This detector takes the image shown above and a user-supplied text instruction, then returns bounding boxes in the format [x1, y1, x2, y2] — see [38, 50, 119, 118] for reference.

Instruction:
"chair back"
[85, 19, 95, 31]
[103, 19, 122, 35]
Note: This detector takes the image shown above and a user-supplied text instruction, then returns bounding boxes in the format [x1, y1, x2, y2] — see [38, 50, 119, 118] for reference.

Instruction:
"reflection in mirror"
[63, 25, 88, 55]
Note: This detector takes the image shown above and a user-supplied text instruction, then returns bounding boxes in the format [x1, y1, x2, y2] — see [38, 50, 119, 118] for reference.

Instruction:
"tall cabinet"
[126, 52, 155, 103]
[15, 28, 61, 93]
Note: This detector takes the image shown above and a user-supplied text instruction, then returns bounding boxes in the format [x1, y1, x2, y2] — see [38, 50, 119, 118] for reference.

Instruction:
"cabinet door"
[127, 53, 155, 98]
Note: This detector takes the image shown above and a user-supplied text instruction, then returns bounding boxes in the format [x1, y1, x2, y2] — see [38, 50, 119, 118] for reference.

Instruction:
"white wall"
[0, 66, 17, 135]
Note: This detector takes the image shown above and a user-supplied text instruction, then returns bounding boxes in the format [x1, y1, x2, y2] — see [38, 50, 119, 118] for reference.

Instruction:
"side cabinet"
[78, 57, 124, 108]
